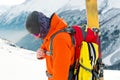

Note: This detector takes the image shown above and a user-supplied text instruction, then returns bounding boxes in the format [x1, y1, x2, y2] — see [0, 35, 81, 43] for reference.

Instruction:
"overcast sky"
[0, 0, 26, 6]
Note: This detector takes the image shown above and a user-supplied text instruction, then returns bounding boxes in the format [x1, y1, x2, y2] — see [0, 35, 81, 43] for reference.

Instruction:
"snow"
[108, 0, 120, 8]
[0, 0, 119, 24]
[0, 38, 120, 80]
[0, 38, 47, 80]
[0, 0, 71, 23]
[104, 70, 120, 80]
[0, 5, 10, 15]
[100, 0, 120, 14]
[3, 0, 70, 17]
[1, 0, 119, 23]
[103, 47, 120, 65]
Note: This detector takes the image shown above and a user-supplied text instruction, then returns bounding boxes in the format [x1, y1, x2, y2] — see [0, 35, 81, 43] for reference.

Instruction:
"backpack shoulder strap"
[72, 25, 84, 60]
[46, 29, 65, 56]
[46, 27, 75, 56]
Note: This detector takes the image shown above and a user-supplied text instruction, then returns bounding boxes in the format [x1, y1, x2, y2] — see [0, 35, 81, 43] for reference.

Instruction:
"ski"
[85, 0, 104, 80]
[86, 0, 99, 29]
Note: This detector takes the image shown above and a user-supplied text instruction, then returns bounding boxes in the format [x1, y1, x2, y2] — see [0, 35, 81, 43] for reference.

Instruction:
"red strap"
[72, 25, 83, 60]
[85, 28, 102, 58]
[86, 28, 98, 43]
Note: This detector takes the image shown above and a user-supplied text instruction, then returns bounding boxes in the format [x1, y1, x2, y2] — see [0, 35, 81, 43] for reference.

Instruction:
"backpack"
[47, 25, 104, 80]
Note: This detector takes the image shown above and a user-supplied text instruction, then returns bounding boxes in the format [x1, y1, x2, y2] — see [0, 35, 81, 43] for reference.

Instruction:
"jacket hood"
[44, 13, 67, 41]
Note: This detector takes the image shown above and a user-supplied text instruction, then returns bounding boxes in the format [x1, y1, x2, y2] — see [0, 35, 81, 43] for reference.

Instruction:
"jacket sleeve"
[52, 32, 74, 80]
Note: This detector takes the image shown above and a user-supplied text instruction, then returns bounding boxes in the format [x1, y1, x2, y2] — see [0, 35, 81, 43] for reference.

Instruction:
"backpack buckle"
[92, 28, 99, 34]
[46, 71, 52, 78]
[46, 51, 52, 56]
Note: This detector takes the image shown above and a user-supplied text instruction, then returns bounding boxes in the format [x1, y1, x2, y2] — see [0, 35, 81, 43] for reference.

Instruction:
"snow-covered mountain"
[0, 5, 10, 15]
[0, 0, 69, 21]
[100, 8, 120, 65]
[16, 34, 43, 51]
[0, 38, 120, 80]
[0, 0, 105, 30]
[0, 0, 120, 68]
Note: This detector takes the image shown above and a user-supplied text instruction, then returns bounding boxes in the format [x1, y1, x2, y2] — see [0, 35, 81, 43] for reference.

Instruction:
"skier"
[25, 11, 75, 80]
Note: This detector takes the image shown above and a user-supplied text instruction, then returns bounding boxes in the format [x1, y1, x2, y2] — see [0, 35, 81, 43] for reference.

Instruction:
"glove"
[36, 48, 46, 59]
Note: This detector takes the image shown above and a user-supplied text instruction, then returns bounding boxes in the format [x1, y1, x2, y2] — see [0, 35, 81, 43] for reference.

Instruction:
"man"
[25, 11, 75, 80]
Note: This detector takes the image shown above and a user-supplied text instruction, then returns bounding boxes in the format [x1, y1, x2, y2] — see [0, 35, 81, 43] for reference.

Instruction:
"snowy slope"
[0, 38, 47, 80]
[1, 38, 120, 80]
[100, 8, 120, 65]
[103, 47, 120, 65]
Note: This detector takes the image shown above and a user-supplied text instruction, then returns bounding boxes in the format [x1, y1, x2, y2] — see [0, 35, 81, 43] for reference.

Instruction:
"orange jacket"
[41, 13, 75, 80]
